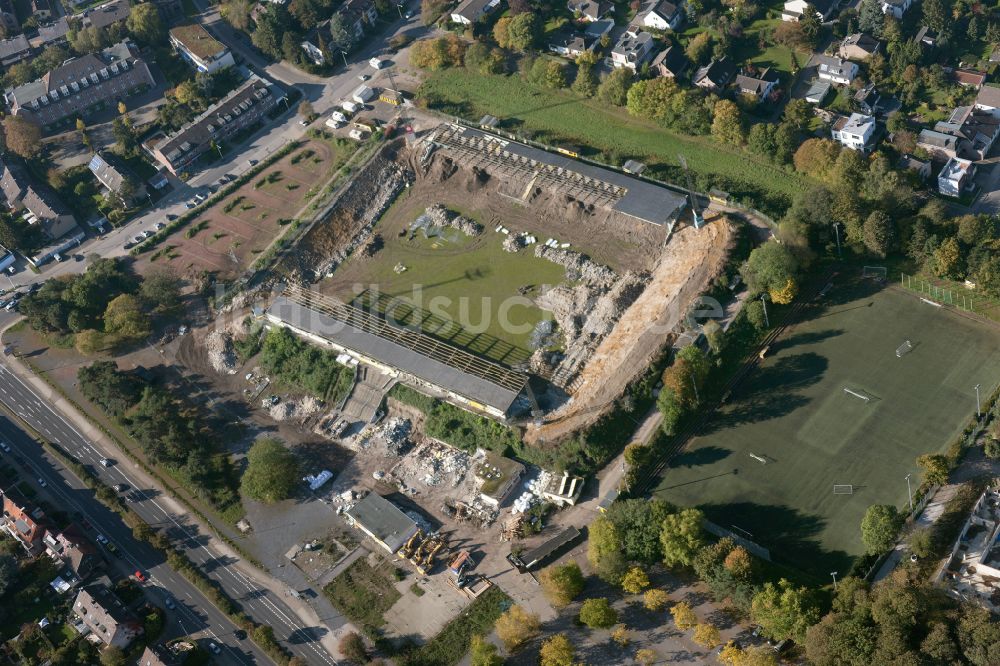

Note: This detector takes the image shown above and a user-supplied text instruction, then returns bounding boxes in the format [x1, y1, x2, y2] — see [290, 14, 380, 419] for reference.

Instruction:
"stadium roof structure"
[267, 285, 528, 417]
[430, 124, 687, 227]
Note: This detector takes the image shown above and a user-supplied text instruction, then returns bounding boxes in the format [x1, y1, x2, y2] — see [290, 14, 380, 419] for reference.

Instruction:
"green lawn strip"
[418, 69, 806, 213]
[322, 557, 402, 630]
[395, 587, 511, 666]
[652, 280, 1000, 578]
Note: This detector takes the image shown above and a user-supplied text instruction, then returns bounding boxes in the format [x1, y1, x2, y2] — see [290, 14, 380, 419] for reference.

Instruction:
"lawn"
[418, 69, 807, 211]
[323, 556, 402, 630]
[652, 278, 1000, 579]
[328, 197, 565, 364]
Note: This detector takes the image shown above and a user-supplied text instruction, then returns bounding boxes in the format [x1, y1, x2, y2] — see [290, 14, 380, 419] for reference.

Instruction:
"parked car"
[133, 235, 143, 243]
[0, 441, 10, 453]
[107, 542, 121, 557]
[37, 477, 46, 487]
[99, 458, 113, 467]
[164, 596, 176, 610]
[154, 222, 165, 230]
[208, 642, 222, 655]
[114, 483, 129, 492]
[358, 74, 369, 81]
[95, 534, 109, 545]
[234, 629, 247, 640]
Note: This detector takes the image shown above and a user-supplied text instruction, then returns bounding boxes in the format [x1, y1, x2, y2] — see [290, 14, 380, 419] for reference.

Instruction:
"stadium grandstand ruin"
[426, 123, 688, 230]
[266, 283, 528, 419]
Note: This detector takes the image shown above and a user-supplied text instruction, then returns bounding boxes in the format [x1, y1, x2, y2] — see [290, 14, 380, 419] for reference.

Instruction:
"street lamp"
[905, 473, 913, 512]
[975, 383, 982, 417]
[760, 293, 770, 328]
[396, 2, 403, 18]
[833, 222, 842, 258]
[341, 50, 349, 67]
[830, 571, 838, 591]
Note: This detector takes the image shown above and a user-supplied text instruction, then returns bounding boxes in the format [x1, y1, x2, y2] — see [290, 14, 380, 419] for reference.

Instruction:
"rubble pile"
[534, 245, 617, 288]
[206, 330, 238, 375]
[423, 204, 483, 236]
[270, 395, 323, 421]
[502, 234, 523, 253]
[376, 417, 413, 455]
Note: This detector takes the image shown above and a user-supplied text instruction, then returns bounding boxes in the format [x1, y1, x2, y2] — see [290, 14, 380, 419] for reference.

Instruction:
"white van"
[369, 57, 385, 69]
[341, 100, 361, 114]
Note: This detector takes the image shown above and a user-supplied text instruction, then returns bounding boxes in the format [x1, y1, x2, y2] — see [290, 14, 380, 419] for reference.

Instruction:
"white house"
[782, 0, 835, 21]
[642, 0, 684, 30]
[881, 0, 912, 18]
[832, 113, 875, 151]
[168, 23, 234, 73]
[450, 0, 499, 24]
[816, 55, 858, 86]
[610, 28, 655, 70]
[938, 157, 975, 197]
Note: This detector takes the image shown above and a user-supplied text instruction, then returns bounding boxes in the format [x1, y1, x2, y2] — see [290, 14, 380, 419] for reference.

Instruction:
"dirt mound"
[206, 330, 238, 375]
[270, 395, 323, 421]
[424, 204, 483, 236]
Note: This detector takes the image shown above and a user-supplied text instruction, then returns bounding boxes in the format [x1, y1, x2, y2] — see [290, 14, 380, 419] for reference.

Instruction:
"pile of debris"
[424, 204, 483, 236]
[270, 395, 324, 421]
[375, 417, 412, 455]
[390, 440, 479, 491]
[206, 330, 238, 375]
[315, 412, 350, 440]
[535, 245, 617, 288]
[502, 235, 523, 253]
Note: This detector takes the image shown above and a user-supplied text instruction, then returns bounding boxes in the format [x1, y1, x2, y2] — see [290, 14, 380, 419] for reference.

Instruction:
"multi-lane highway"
[0, 408, 265, 664]
[0, 362, 341, 665]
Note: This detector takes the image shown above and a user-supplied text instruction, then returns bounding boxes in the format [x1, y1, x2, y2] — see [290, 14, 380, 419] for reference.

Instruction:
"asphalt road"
[0, 363, 340, 665]
[0, 406, 264, 665]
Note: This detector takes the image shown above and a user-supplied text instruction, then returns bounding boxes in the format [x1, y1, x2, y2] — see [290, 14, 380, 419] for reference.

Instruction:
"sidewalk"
[0, 343, 350, 660]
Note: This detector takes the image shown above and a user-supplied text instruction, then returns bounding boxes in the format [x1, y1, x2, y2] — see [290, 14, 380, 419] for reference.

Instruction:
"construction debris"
[270, 395, 323, 421]
[421, 204, 483, 236]
[534, 245, 617, 288]
[206, 330, 238, 374]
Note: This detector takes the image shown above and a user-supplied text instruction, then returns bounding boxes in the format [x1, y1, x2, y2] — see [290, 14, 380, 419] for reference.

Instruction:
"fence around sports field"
[900, 273, 998, 316]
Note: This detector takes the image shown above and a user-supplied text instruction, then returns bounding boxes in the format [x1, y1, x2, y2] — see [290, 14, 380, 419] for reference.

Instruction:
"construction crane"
[677, 154, 702, 230]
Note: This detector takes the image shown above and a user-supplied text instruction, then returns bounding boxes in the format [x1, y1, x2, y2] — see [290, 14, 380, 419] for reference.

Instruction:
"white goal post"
[863, 266, 888, 280]
[896, 340, 913, 358]
[748, 452, 768, 464]
[833, 485, 854, 495]
[843, 387, 871, 403]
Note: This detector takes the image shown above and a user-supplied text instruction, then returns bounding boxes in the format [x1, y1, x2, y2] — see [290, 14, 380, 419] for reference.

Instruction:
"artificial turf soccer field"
[652, 278, 1000, 578]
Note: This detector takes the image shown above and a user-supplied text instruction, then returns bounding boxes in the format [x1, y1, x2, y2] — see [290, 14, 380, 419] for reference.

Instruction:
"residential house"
[0, 157, 83, 265]
[81, 0, 131, 30]
[169, 23, 234, 73]
[935, 105, 1000, 161]
[782, 0, 835, 21]
[88, 152, 147, 205]
[610, 27, 655, 71]
[642, 0, 684, 31]
[651, 45, 689, 79]
[839, 33, 880, 61]
[139, 644, 183, 666]
[300, 19, 331, 66]
[450, 0, 498, 24]
[344, 492, 419, 554]
[938, 157, 975, 197]
[955, 68, 987, 89]
[914, 26, 937, 47]
[5, 40, 155, 133]
[583, 18, 614, 40]
[832, 113, 876, 151]
[735, 67, 779, 101]
[854, 82, 880, 115]
[816, 55, 858, 86]
[43, 524, 100, 579]
[917, 128, 962, 161]
[340, 0, 378, 38]
[693, 56, 735, 91]
[803, 78, 832, 104]
[0, 34, 30, 67]
[567, 0, 610, 21]
[31, 17, 71, 49]
[974, 85, 1000, 117]
[548, 32, 594, 59]
[881, 0, 912, 18]
[1, 487, 47, 555]
[897, 154, 931, 181]
[73, 583, 143, 648]
[150, 74, 283, 174]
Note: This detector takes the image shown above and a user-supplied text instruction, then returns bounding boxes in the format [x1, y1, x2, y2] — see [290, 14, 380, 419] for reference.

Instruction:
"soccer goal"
[843, 387, 871, 403]
[748, 452, 768, 464]
[833, 485, 854, 495]
[863, 266, 887, 281]
[896, 340, 913, 358]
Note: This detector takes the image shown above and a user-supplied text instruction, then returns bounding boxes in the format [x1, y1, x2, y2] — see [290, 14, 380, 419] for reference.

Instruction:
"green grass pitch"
[652, 279, 1000, 579]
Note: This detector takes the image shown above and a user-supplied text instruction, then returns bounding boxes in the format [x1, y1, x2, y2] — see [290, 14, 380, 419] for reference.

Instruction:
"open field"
[323, 554, 402, 629]
[418, 69, 807, 209]
[652, 279, 1000, 578]
[134, 138, 354, 280]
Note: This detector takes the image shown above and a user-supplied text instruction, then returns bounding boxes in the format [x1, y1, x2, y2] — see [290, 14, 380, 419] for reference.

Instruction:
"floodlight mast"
[678, 154, 702, 229]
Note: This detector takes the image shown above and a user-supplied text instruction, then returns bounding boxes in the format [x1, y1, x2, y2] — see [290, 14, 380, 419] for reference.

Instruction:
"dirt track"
[526, 216, 733, 444]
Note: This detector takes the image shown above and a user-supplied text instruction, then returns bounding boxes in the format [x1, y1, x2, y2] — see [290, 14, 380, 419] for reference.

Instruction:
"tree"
[670, 601, 698, 630]
[540, 634, 575, 666]
[611, 624, 630, 646]
[495, 12, 537, 50]
[799, 5, 821, 46]
[298, 100, 315, 119]
[932, 237, 962, 279]
[579, 597, 619, 629]
[703, 319, 724, 355]
[112, 117, 138, 157]
[750, 579, 820, 642]
[103, 294, 150, 341]
[861, 504, 902, 554]
[240, 437, 300, 503]
[723, 546, 753, 581]
[745, 300, 768, 331]
[986, 439, 1000, 459]
[5, 115, 41, 158]
[740, 242, 799, 304]
[909, 527, 933, 559]
[917, 453, 949, 485]
[572, 62, 598, 97]
[597, 67, 632, 106]
[748, 123, 777, 159]
[621, 566, 650, 594]
[712, 100, 745, 145]
[539, 561, 584, 606]
[660, 508, 705, 567]
[75, 329, 105, 355]
[720, 643, 779, 665]
[686, 31, 712, 64]
[100, 647, 127, 666]
[0, 554, 15, 596]
[858, 0, 884, 35]
[126, 3, 164, 44]
[793, 138, 840, 180]
[327, 14, 355, 53]
[139, 269, 182, 313]
[543, 60, 567, 89]
[470, 635, 502, 666]
[338, 633, 367, 663]
[626, 77, 679, 123]
[605, 498, 674, 563]
[588, 515, 628, 583]
[494, 605, 540, 651]
[644, 588, 670, 612]
[693, 623, 722, 649]
[862, 211, 894, 258]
